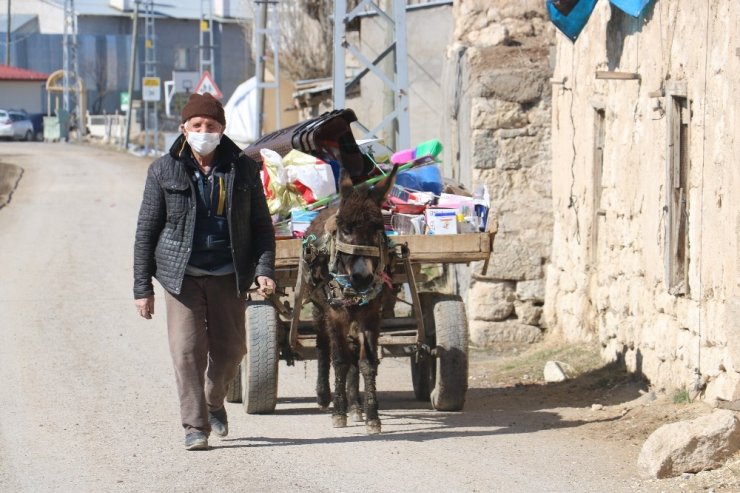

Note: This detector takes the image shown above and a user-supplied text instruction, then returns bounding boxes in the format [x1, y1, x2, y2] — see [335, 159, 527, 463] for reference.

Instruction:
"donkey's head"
[331, 166, 398, 293]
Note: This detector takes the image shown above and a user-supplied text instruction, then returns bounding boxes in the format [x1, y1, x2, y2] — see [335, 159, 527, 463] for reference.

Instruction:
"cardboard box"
[425, 208, 458, 235]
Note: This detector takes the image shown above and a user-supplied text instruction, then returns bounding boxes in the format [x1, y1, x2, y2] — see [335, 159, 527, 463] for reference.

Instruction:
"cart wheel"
[225, 364, 242, 403]
[418, 292, 469, 411]
[242, 301, 279, 414]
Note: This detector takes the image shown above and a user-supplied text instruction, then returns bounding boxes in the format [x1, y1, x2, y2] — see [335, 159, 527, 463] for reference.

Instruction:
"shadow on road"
[217, 362, 647, 448]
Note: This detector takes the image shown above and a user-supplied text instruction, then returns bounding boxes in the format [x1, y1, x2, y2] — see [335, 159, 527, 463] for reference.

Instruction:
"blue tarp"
[546, 0, 599, 42]
[609, 0, 651, 17]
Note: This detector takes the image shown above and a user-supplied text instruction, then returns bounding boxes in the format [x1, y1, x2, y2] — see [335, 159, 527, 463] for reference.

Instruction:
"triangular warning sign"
[194, 71, 223, 99]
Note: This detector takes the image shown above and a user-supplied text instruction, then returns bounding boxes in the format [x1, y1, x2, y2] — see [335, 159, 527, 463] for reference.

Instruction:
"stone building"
[545, 1, 740, 404]
[443, 1, 555, 345]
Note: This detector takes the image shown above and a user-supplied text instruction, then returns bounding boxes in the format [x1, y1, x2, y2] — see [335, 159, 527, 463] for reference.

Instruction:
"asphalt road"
[0, 142, 654, 493]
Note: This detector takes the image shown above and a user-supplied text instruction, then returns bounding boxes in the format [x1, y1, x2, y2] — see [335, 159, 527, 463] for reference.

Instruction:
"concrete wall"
[444, 0, 555, 345]
[546, 1, 740, 403]
[0, 82, 46, 114]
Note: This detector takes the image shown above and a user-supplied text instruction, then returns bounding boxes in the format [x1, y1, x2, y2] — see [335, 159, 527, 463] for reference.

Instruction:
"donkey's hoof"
[366, 420, 381, 435]
[318, 405, 330, 412]
[349, 409, 363, 422]
[332, 415, 348, 428]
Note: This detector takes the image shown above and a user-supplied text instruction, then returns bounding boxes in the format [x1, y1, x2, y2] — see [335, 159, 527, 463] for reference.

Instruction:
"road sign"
[194, 71, 223, 99]
[142, 77, 161, 102]
[120, 92, 130, 112]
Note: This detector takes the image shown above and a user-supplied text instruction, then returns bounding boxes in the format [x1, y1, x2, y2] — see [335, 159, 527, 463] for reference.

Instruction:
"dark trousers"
[163, 274, 246, 435]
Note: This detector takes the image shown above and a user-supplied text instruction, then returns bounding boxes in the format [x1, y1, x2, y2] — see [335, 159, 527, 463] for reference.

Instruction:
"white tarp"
[224, 77, 258, 147]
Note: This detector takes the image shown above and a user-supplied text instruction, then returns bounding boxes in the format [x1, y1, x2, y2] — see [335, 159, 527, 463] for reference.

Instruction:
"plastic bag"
[282, 149, 337, 204]
[547, 0, 598, 42]
[259, 148, 306, 217]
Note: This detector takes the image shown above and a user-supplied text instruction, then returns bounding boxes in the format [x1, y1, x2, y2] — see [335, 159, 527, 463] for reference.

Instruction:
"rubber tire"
[242, 301, 279, 414]
[24, 130, 33, 141]
[225, 364, 242, 403]
[410, 292, 437, 401]
[420, 293, 469, 411]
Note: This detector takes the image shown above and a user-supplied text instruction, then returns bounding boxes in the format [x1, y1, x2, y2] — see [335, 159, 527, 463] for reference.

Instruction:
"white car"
[0, 110, 35, 141]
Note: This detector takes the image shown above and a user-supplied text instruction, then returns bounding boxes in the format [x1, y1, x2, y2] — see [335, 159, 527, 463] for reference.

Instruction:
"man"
[133, 92, 276, 451]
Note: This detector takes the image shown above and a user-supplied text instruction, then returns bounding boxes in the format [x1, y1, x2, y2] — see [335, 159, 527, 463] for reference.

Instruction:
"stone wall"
[444, 0, 555, 346]
[545, 1, 740, 403]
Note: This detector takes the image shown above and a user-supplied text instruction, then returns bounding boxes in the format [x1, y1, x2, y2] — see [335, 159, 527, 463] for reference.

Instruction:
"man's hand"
[135, 296, 155, 319]
[256, 276, 276, 298]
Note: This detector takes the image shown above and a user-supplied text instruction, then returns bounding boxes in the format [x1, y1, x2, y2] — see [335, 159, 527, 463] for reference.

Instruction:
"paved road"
[0, 142, 652, 492]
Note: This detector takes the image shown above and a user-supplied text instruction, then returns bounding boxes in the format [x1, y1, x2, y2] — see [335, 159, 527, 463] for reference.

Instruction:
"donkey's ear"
[339, 168, 354, 200]
[370, 164, 400, 204]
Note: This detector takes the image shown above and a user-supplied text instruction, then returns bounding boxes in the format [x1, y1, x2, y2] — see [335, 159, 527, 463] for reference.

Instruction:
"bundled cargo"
[245, 109, 490, 238]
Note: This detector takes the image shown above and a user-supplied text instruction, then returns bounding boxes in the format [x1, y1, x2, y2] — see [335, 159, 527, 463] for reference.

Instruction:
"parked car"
[0, 109, 35, 141]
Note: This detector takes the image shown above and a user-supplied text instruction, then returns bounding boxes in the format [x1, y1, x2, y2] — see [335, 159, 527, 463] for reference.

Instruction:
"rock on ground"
[638, 409, 740, 479]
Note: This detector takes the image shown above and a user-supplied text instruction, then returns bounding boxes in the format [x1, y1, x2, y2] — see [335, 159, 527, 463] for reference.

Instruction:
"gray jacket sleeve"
[133, 165, 166, 299]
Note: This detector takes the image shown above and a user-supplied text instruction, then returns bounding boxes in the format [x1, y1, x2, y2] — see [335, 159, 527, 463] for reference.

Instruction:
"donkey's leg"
[330, 333, 350, 428]
[359, 357, 381, 434]
[331, 356, 350, 427]
[314, 317, 332, 409]
[346, 349, 363, 422]
[359, 329, 382, 434]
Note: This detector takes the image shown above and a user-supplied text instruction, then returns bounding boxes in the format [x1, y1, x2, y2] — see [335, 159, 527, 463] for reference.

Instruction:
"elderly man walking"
[133, 92, 276, 450]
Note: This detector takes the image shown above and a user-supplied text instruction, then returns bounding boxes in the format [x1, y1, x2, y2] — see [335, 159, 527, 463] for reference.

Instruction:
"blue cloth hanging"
[609, 0, 651, 17]
[547, 0, 599, 42]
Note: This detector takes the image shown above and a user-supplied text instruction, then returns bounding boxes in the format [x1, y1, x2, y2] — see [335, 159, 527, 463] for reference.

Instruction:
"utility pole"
[333, 0, 409, 150]
[253, 0, 268, 136]
[142, 0, 157, 154]
[199, 0, 214, 77]
[253, 0, 280, 135]
[63, 0, 81, 141]
[123, 0, 140, 150]
[5, 0, 10, 65]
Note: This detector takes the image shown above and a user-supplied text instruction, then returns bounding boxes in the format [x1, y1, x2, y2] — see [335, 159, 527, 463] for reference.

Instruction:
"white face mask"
[186, 132, 221, 156]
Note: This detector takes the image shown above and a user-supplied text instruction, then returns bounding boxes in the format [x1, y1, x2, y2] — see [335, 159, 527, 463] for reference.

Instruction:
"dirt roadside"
[469, 339, 740, 492]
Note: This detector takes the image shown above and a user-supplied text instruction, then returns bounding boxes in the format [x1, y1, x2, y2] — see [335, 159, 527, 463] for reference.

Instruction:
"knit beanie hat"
[181, 92, 225, 126]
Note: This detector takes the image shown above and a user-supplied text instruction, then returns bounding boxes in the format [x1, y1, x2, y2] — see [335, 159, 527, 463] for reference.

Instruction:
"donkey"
[300, 165, 399, 434]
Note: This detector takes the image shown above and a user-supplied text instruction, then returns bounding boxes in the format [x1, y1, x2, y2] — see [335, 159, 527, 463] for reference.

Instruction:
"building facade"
[1, 0, 251, 115]
[545, 1, 740, 404]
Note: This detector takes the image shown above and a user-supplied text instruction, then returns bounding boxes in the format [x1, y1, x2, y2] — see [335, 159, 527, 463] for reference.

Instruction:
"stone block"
[478, 70, 547, 104]
[483, 236, 543, 281]
[470, 97, 528, 130]
[470, 320, 543, 347]
[514, 300, 542, 325]
[470, 280, 515, 321]
[516, 279, 545, 301]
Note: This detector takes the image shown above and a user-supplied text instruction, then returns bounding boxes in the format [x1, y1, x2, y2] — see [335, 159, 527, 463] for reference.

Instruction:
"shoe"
[185, 431, 208, 451]
[208, 407, 229, 437]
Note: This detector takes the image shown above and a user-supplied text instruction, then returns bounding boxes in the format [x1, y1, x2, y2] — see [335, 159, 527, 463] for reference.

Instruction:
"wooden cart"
[226, 227, 497, 414]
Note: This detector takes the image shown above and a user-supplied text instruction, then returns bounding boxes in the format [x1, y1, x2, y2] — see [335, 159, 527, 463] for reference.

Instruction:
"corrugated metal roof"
[0, 64, 50, 81]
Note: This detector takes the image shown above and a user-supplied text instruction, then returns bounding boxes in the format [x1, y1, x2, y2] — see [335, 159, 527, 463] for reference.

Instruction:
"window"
[665, 91, 689, 295]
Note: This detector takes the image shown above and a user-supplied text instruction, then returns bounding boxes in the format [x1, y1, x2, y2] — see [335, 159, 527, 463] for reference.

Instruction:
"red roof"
[0, 65, 49, 81]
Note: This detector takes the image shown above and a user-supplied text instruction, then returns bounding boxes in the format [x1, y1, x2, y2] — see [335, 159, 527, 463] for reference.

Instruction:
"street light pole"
[123, 0, 140, 150]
